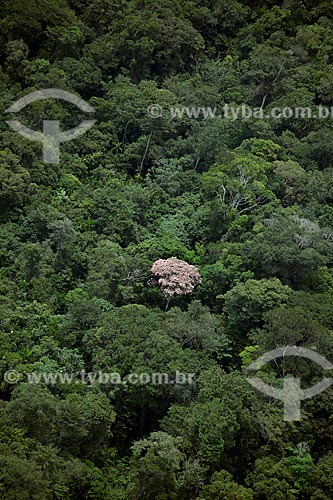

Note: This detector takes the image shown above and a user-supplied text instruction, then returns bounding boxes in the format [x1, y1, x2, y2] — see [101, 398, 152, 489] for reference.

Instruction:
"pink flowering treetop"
[149, 257, 202, 307]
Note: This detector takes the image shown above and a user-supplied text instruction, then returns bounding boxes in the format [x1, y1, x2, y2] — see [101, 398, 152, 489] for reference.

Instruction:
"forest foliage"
[1, 0, 333, 499]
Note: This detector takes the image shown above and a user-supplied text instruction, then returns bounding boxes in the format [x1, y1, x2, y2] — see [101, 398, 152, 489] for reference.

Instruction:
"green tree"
[130, 431, 183, 500]
[198, 469, 253, 500]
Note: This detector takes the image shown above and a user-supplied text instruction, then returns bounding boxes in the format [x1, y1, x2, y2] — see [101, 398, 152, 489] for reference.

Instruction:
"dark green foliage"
[1, 0, 333, 498]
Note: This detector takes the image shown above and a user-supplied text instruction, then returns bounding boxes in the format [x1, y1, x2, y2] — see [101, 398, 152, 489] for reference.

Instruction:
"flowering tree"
[149, 257, 202, 309]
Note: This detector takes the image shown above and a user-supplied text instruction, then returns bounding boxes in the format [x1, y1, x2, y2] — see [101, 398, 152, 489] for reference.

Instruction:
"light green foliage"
[239, 345, 260, 368]
[202, 155, 276, 222]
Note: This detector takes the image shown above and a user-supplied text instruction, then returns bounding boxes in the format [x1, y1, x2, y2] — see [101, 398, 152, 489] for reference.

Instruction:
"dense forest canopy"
[1, 0, 333, 498]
